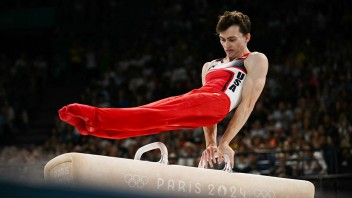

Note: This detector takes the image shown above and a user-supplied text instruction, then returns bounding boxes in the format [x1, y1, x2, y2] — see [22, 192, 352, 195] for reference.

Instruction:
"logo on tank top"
[228, 71, 245, 92]
[208, 65, 216, 70]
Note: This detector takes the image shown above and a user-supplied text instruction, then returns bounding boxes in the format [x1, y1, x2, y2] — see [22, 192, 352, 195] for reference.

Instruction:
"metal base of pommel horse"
[44, 142, 315, 197]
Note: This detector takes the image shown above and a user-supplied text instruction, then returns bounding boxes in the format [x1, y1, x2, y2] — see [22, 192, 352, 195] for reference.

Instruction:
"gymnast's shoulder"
[245, 52, 268, 71]
[202, 59, 221, 70]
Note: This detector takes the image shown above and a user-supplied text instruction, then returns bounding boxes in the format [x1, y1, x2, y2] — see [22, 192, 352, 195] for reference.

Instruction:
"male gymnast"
[59, 10, 268, 168]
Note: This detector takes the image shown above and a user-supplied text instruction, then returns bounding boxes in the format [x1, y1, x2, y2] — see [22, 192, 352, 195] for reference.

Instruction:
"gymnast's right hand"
[200, 144, 218, 168]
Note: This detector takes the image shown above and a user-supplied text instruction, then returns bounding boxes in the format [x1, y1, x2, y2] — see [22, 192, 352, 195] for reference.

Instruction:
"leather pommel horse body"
[44, 142, 315, 198]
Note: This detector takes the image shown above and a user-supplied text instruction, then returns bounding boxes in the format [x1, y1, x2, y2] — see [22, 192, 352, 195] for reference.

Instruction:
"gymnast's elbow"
[238, 98, 255, 116]
[241, 81, 265, 115]
[236, 100, 254, 117]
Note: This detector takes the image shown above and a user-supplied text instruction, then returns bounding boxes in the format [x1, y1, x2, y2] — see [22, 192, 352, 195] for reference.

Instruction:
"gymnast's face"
[219, 25, 250, 60]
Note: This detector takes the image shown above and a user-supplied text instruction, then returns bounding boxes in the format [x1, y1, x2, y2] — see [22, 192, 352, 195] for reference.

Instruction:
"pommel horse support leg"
[44, 142, 315, 198]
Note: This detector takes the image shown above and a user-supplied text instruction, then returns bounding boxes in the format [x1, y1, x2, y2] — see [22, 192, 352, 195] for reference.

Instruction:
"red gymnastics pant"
[58, 86, 231, 139]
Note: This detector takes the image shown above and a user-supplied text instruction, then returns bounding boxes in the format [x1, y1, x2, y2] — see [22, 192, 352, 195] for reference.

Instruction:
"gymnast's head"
[216, 11, 251, 59]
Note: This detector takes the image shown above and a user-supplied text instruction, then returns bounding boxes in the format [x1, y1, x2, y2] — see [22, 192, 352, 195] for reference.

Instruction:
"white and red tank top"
[204, 52, 250, 112]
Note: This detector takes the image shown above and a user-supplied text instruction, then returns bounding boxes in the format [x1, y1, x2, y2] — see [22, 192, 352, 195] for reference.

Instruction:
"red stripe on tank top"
[222, 71, 235, 92]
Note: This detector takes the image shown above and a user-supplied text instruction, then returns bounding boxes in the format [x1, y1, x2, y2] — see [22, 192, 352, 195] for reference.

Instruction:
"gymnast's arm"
[201, 61, 218, 167]
[218, 52, 268, 168]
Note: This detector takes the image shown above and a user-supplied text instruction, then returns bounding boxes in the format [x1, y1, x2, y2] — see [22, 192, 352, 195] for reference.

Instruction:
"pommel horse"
[44, 142, 315, 197]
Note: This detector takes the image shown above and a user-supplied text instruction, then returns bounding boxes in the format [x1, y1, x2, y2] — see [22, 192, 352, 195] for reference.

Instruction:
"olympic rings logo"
[254, 189, 275, 198]
[124, 174, 149, 188]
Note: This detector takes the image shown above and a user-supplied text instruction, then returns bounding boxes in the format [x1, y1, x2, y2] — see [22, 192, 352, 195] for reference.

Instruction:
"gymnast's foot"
[58, 103, 99, 135]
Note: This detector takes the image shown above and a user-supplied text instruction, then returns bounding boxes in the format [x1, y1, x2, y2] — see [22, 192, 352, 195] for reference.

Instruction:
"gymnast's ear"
[245, 33, 251, 43]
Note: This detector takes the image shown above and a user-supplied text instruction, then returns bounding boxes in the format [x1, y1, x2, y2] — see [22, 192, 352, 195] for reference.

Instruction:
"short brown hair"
[216, 11, 251, 35]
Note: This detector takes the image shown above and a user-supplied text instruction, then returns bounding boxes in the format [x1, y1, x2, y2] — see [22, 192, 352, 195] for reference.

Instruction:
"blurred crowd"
[0, 53, 50, 139]
[1, 0, 352, 179]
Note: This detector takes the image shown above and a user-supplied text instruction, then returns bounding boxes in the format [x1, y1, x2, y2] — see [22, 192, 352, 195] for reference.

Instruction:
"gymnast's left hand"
[217, 142, 235, 168]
